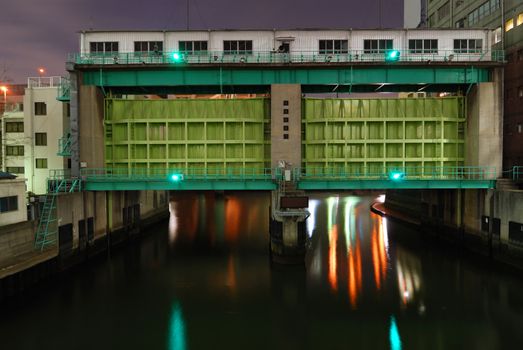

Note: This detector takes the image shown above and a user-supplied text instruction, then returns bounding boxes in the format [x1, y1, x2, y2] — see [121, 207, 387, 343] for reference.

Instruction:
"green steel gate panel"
[302, 97, 465, 174]
[105, 98, 270, 170]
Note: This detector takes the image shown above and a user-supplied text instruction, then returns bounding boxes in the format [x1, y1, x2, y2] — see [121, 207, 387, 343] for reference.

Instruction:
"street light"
[0, 86, 7, 112]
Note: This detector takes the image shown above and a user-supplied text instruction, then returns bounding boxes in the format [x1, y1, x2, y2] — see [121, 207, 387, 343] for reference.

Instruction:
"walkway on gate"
[71, 166, 496, 191]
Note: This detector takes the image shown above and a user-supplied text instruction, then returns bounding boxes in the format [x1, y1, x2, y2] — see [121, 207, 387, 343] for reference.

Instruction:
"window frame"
[6, 145, 24, 156]
[363, 39, 393, 54]
[0, 196, 18, 213]
[36, 158, 48, 169]
[408, 39, 438, 54]
[35, 132, 47, 146]
[223, 40, 253, 55]
[5, 121, 24, 133]
[318, 39, 348, 54]
[134, 41, 163, 53]
[34, 102, 47, 116]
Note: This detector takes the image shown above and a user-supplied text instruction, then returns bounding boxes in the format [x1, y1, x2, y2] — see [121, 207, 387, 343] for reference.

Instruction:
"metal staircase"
[34, 177, 82, 251]
[57, 132, 72, 157]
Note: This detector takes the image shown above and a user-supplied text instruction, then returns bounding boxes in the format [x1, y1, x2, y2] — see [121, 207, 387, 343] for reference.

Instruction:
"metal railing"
[74, 166, 497, 183]
[80, 167, 281, 181]
[57, 132, 72, 156]
[68, 49, 505, 65]
[513, 166, 523, 181]
[294, 166, 497, 181]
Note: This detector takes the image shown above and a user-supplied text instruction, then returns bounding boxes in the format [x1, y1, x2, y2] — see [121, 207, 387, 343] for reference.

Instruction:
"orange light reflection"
[328, 224, 338, 292]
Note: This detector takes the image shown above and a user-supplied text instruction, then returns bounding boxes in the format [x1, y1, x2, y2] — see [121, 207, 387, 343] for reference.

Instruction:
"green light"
[389, 171, 405, 181]
[169, 173, 184, 182]
[385, 50, 400, 62]
[172, 52, 183, 62]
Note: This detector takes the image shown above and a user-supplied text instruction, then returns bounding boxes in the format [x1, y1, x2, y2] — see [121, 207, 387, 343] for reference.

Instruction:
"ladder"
[34, 194, 57, 251]
[34, 178, 82, 251]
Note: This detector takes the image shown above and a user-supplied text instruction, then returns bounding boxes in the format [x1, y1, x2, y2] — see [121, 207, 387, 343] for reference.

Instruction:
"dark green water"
[1, 192, 523, 350]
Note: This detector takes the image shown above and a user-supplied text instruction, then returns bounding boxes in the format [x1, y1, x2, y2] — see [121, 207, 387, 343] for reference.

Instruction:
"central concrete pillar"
[466, 69, 503, 177]
[269, 84, 308, 264]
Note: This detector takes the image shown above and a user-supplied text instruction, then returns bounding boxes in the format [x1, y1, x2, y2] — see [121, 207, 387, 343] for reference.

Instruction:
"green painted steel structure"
[77, 166, 496, 191]
[81, 66, 491, 93]
[105, 98, 270, 170]
[302, 97, 465, 172]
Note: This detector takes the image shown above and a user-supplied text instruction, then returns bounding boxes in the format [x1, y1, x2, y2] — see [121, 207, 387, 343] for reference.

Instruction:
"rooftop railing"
[27, 76, 66, 88]
[68, 49, 505, 66]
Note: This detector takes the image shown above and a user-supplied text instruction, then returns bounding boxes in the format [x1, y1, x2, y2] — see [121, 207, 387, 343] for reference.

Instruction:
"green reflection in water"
[389, 316, 402, 350]
[168, 302, 186, 350]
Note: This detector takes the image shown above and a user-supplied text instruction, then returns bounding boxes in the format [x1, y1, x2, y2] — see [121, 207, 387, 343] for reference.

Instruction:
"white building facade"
[22, 77, 69, 195]
[0, 175, 27, 226]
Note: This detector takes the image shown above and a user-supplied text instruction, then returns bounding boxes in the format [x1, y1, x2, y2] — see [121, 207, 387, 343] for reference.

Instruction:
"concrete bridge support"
[269, 84, 309, 263]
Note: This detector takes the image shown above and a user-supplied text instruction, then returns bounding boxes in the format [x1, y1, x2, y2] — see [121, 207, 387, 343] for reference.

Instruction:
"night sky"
[0, 0, 404, 83]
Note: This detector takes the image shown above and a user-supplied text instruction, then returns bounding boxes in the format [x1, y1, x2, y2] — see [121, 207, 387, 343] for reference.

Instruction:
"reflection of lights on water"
[371, 213, 388, 291]
[343, 197, 360, 249]
[382, 217, 389, 255]
[376, 194, 386, 203]
[328, 225, 338, 292]
[389, 316, 402, 350]
[168, 202, 179, 245]
[396, 248, 423, 306]
[168, 302, 187, 350]
[306, 200, 319, 238]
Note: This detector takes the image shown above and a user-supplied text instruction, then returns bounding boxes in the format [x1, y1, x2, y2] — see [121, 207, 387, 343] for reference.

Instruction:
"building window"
[517, 13, 523, 26]
[519, 87, 523, 98]
[36, 158, 48, 169]
[34, 102, 47, 115]
[35, 132, 47, 146]
[505, 19, 514, 32]
[455, 18, 466, 28]
[454, 39, 482, 53]
[0, 196, 18, 213]
[283, 134, 289, 139]
[518, 124, 522, 134]
[437, 1, 450, 21]
[363, 39, 393, 54]
[6, 166, 24, 174]
[6, 145, 24, 156]
[468, 0, 500, 26]
[283, 125, 289, 131]
[493, 27, 502, 44]
[223, 40, 253, 55]
[90, 41, 119, 53]
[319, 40, 348, 54]
[134, 41, 163, 53]
[283, 117, 289, 123]
[179, 41, 208, 54]
[283, 109, 289, 114]
[283, 100, 289, 106]
[5, 122, 24, 132]
[408, 39, 438, 54]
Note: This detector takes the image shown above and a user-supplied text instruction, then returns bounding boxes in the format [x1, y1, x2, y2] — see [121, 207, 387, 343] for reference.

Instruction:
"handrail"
[294, 166, 497, 181]
[71, 166, 498, 182]
[68, 49, 505, 65]
[80, 167, 281, 181]
[513, 166, 523, 181]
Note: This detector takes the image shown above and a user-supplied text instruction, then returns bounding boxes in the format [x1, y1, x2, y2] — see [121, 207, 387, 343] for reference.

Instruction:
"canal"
[1, 192, 523, 350]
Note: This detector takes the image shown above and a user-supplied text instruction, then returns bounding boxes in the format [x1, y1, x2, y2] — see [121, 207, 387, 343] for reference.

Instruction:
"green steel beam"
[81, 66, 491, 89]
[82, 179, 495, 191]
[83, 180, 277, 191]
[297, 179, 496, 190]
